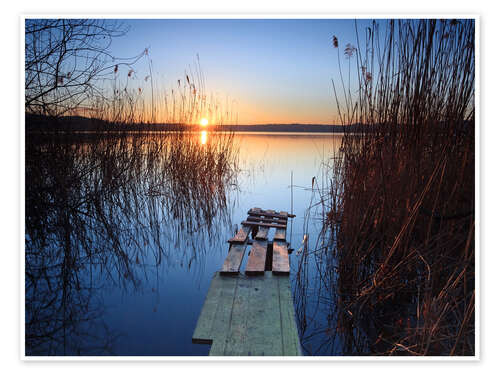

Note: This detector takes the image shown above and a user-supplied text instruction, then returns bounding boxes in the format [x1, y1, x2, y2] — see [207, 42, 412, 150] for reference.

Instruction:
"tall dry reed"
[323, 19, 475, 355]
[25, 131, 239, 354]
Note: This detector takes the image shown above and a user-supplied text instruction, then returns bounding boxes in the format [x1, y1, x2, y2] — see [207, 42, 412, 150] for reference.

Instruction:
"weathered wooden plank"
[277, 275, 301, 356]
[264, 210, 278, 220]
[192, 272, 225, 344]
[272, 241, 290, 274]
[193, 272, 302, 356]
[245, 239, 267, 275]
[248, 208, 288, 220]
[255, 226, 270, 240]
[247, 215, 288, 225]
[281, 210, 297, 218]
[244, 272, 283, 355]
[222, 277, 252, 356]
[241, 221, 287, 229]
[207, 336, 226, 356]
[207, 274, 239, 356]
[220, 243, 247, 274]
[228, 224, 251, 243]
[274, 227, 287, 241]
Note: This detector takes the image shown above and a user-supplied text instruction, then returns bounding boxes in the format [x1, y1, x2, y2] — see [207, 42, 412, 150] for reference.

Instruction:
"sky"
[107, 18, 376, 125]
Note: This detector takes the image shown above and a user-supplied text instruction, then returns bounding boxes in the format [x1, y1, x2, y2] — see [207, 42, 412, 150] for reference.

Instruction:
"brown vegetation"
[25, 131, 239, 354]
[323, 19, 475, 355]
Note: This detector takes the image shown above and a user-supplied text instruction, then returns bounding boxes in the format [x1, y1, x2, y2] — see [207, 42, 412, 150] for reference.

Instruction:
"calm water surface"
[25, 132, 343, 356]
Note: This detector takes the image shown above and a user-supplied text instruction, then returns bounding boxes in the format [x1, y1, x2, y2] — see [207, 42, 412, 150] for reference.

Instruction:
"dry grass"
[25, 37, 241, 353]
[25, 131, 239, 354]
[76, 56, 237, 128]
[323, 19, 475, 355]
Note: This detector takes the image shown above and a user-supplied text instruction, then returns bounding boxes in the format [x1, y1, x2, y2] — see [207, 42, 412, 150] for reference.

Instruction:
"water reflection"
[292, 206, 343, 355]
[25, 131, 351, 356]
[228, 133, 345, 355]
[200, 130, 207, 145]
[25, 132, 239, 355]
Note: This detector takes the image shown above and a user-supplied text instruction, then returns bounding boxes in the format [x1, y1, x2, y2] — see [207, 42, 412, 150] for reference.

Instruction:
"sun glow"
[200, 118, 208, 127]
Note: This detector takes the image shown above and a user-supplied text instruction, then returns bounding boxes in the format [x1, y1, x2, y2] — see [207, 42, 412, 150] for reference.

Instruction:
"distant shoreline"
[25, 114, 355, 133]
[219, 124, 344, 133]
[26, 114, 469, 135]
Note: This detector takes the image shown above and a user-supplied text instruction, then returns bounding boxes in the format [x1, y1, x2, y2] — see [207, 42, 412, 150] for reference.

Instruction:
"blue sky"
[106, 18, 376, 124]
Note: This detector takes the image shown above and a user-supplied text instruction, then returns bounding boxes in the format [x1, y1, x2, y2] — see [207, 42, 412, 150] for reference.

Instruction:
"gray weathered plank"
[220, 243, 247, 274]
[244, 272, 283, 355]
[207, 274, 239, 356]
[255, 226, 270, 240]
[193, 272, 302, 356]
[228, 224, 251, 243]
[192, 272, 225, 343]
[245, 239, 268, 275]
[272, 241, 290, 274]
[277, 275, 301, 356]
[274, 227, 287, 241]
[222, 277, 253, 355]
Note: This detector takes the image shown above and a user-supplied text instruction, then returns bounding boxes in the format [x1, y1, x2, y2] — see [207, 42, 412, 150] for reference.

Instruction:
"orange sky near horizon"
[103, 19, 367, 126]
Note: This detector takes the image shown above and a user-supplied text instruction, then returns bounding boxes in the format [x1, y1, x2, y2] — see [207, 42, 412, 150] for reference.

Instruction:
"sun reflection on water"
[200, 130, 207, 145]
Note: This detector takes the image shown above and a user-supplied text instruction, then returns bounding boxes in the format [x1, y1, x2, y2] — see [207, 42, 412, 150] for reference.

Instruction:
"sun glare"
[200, 118, 208, 127]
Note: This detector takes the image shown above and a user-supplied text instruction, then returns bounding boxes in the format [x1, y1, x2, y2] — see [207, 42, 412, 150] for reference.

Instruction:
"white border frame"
[19, 14, 480, 362]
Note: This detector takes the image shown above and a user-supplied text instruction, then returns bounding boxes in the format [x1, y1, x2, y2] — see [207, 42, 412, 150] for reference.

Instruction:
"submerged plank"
[221, 243, 247, 274]
[272, 241, 290, 274]
[255, 226, 270, 240]
[245, 239, 268, 275]
[277, 275, 301, 356]
[228, 224, 251, 243]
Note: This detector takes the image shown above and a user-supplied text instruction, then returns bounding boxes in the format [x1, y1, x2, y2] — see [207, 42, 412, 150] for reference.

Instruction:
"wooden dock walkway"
[192, 208, 302, 356]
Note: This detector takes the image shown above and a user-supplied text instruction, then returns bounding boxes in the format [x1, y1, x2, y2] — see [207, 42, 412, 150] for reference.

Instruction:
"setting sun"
[200, 118, 208, 126]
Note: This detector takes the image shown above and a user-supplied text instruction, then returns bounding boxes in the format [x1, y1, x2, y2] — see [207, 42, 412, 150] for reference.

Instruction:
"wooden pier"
[192, 208, 302, 356]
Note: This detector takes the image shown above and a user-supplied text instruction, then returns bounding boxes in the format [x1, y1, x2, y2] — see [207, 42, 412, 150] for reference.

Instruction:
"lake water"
[25, 131, 344, 356]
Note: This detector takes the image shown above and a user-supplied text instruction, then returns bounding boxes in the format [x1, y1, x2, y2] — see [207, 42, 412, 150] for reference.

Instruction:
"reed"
[71, 55, 237, 129]
[320, 19, 475, 355]
[25, 24, 241, 353]
[25, 131, 239, 354]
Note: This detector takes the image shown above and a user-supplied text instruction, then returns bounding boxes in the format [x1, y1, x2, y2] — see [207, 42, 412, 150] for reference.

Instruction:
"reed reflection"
[25, 131, 239, 355]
